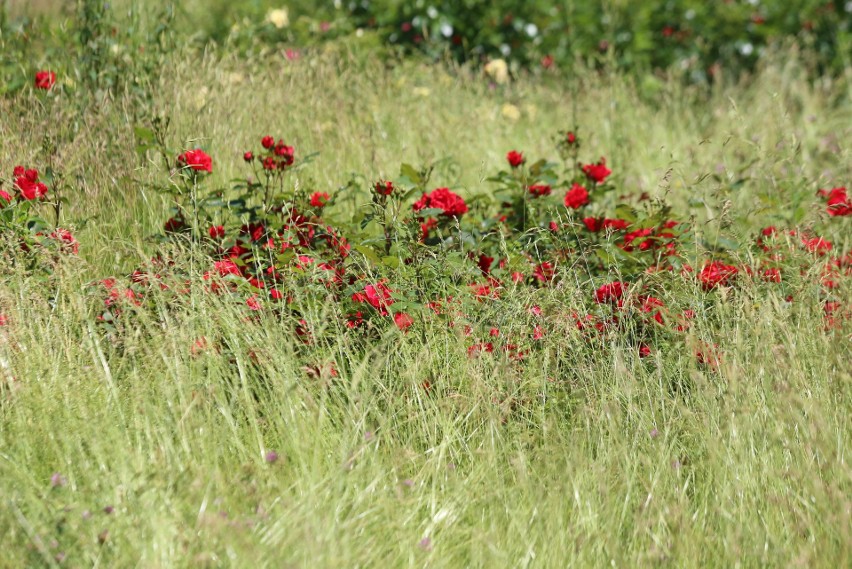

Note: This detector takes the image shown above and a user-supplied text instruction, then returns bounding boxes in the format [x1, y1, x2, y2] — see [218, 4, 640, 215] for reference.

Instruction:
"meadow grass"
[0, 44, 850, 567]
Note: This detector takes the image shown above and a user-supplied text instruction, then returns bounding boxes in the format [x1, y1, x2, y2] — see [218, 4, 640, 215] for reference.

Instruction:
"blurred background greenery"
[3, 0, 850, 91]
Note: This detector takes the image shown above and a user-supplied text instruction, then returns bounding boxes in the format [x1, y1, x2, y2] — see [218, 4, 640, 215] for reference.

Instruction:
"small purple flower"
[265, 450, 279, 464]
[103, 505, 114, 515]
[402, 479, 414, 488]
[364, 431, 374, 442]
[649, 428, 659, 439]
[50, 473, 66, 487]
[418, 537, 432, 551]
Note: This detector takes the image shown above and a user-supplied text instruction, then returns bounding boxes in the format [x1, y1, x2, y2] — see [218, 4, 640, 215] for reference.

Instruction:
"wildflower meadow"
[0, 0, 850, 566]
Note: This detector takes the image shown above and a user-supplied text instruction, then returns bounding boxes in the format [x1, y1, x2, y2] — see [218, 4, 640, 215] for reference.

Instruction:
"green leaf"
[353, 244, 381, 265]
[614, 204, 638, 223]
[400, 163, 421, 185]
[134, 126, 156, 143]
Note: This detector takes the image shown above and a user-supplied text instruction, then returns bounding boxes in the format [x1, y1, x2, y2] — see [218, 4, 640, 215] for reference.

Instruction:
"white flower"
[266, 8, 289, 29]
[525, 23, 538, 37]
[440, 23, 453, 37]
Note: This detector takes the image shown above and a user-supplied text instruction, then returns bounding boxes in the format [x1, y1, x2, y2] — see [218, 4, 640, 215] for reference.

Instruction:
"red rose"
[477, 253, 494, 275]
[824, 187, 851, 217]
[310, 192, 330, 208]
[393, 312, 414, 332]
[246, 295, 261, 311]
[48, 228, 79, 254]
[0, 189, 12, 206]
[595, 281, 626, 304]
[177, 149, 212, 172]
[35, 70, 56, 90]
[208, 225, 225, 239]
[15, 175, 48, 200]
[214, 259, 241, 277]
[375, 180, 394, 196]
[566, 131, 577, 145]
[274, 142, 295, 167]
[528, 184, 551, 197]
[164, 217, 185, 232]
[583, 217, 602, 232]
[506, 150, 525, 168]
[261, 136, 275, 149]
[243, 151, 254, 162]
[604, 219, 629, 231]
[355, 281, 395, 315]
[761, 267, 781, 283]
[420, 217, 438, 240]
[564, 183, 589, 209]
[413, 188, 468, 218]
[699, 261, 738, 290]
[802, 236, 832, 255]
[582, 158, 612, 184]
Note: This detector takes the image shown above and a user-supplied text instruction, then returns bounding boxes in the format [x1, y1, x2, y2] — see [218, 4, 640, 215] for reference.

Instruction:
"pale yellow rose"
[266, 8, 289, 29]
[484, 58, 509, 84]
[501, 103, 521, 121]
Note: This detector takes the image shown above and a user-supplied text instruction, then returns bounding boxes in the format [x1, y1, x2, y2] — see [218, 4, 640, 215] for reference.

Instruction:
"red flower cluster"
[35, 70, 56, 90]
[582, 158, 612, 184]
[6, 166, 49, 201]
[177, 149, 213, 173]
[413, 187, 468, 217]
[253, 135, 295, 170]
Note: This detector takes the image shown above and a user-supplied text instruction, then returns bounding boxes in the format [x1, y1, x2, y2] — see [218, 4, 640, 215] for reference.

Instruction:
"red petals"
[699, 261, 738, 290]
[413, 188, 468, 218]
[177, 149, 213, 172]
[35, 70, 56, 90]
[564, 183, 589, 209]
[581, 158, 611, 183]
[506, 150, 525, 168]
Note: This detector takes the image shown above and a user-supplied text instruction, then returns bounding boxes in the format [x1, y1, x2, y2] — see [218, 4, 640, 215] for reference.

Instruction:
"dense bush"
[355, 0, 851, 80]
[2, 0, 849, 91]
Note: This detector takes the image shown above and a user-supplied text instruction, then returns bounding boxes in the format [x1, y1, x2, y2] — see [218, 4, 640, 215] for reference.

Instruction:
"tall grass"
[0, 44, 850, 566]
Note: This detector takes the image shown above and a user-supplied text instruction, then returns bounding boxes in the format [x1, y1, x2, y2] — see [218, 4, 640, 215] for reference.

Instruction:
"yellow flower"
[484, 58, 509, 84]
[266, 8, 289, 29]
[501, 103, 521, 121]
[413, 87, 431, 97]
